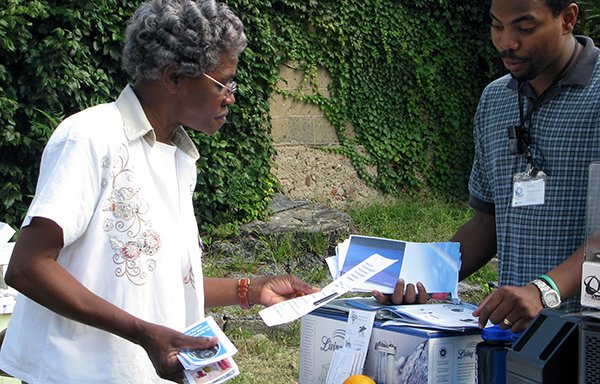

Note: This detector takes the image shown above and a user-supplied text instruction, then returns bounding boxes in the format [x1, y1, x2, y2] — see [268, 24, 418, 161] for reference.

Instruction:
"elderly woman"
[0, 1, 317, 383]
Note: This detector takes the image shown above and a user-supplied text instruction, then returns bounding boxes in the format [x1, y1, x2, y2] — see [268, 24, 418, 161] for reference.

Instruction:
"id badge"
[512, 170, 546, 207]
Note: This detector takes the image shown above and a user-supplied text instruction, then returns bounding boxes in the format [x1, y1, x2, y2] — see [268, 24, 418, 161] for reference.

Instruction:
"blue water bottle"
[476, 325, 513, 384]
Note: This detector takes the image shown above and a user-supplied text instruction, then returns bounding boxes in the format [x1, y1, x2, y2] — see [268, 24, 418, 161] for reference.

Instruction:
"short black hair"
[546, 0, 576, 17]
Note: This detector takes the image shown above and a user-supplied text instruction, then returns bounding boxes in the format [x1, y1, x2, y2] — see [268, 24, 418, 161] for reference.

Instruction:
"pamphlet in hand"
[178, 316, 238, 370]
[329, 235, 461, 298]
[183, 356, 240, 384]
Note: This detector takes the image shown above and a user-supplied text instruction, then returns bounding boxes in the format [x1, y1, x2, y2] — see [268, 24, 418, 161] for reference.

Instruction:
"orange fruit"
[343, 374, 376, 384]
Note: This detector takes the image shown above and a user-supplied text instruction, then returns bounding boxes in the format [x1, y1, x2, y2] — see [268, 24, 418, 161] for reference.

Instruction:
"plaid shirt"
[468, 36, 600, 312]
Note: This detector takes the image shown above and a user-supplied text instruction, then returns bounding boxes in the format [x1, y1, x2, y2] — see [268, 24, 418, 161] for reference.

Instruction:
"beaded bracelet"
[538, 274, 561, 297]
[237, 278, 251, 309]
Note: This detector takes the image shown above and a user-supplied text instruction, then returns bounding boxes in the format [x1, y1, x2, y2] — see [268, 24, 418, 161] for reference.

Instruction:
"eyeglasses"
[203, 73, 237, 96]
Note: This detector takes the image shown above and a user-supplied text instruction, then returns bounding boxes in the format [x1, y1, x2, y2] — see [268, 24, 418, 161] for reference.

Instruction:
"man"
[378, 0, 600, 332]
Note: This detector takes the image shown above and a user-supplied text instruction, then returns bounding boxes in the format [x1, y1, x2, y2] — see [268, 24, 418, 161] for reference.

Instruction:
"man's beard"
[509, 68, 537, 82]
[500, 50, 537, 82]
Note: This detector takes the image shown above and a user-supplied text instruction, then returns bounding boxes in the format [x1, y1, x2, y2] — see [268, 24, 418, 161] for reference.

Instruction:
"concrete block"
[271, 116, 339, 145]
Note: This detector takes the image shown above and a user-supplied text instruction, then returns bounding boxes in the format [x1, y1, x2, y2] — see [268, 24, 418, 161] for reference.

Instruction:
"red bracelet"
[238, 278, 251, 309]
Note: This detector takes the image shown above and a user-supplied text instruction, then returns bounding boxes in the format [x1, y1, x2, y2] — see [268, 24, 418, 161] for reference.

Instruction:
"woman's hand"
[253, 275, 320, 307]
[137, 321, 219, 382]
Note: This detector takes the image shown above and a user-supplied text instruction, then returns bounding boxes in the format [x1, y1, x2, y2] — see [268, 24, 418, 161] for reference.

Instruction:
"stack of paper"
[344, 297, 484, 331]
[179, 317, 240, 384]
[326, 297, 487, 332]
[384, 302, 482, 331]
[326, 235, 462, 299]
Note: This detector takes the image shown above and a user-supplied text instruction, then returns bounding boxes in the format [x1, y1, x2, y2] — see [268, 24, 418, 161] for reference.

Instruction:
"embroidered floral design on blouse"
[103, 218, 113, 232]
[101, 155, 110, 189]
[106, 187, 149, 236]
[103, 144, 161, 285]
[109, 229, 159, 284]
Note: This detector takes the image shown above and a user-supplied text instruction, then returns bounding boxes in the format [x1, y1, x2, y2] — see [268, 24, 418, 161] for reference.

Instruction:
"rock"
[208, 194, 355, 277]
[240, 193, 355, 239]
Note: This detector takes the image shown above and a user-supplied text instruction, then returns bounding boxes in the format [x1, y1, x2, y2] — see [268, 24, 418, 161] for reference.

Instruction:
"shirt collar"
[507, 35, 600, 94]
[115, 84, 199, 160]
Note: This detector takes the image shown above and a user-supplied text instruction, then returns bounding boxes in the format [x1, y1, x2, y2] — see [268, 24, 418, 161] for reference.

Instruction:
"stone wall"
[268, 62, 383, 209]
[269, 62, 354, 145]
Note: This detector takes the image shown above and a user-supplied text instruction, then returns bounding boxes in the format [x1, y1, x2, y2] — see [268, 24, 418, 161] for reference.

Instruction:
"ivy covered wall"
[264, 0, 500, 198]
[2, 0, 596, 233]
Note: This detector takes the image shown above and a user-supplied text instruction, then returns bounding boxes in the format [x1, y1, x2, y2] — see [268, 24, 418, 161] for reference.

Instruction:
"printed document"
[259, 253, 397, 326]
[325, 309, 376, 384]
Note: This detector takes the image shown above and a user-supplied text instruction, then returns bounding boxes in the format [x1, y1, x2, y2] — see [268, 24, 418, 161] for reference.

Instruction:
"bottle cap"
[482, 324, 513, 342]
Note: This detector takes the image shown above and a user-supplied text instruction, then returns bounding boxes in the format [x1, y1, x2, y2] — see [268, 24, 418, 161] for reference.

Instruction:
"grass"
[258, 233, 302, 264]
[224, 324, 304, 383]
[204, 195, 498, 383]
[345, 196, 473, 242]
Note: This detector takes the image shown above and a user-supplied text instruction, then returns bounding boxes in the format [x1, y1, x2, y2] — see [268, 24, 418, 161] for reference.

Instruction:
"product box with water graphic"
[299, 308, 482, 384]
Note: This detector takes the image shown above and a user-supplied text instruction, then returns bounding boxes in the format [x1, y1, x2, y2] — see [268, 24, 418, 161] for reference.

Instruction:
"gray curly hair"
[122, 0, 247, 81]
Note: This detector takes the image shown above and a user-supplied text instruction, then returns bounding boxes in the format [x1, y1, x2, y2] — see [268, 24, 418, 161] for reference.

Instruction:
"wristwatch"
[531, 278, 561, 308]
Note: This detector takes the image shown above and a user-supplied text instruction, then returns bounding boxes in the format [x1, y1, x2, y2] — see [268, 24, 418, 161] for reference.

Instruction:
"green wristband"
[539, 274, 561, 297]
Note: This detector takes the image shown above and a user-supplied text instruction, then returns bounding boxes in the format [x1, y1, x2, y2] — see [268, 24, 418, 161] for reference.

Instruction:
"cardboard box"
[299, 308, 482, 384]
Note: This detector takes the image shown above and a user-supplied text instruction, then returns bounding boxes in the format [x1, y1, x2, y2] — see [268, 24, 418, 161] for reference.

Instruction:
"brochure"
[183, 357, 240, 384]
[337, 297, 489, 331]
[330, 235, 461, 298]
[178, 316, 238, 370]
[324, 308, 375, 384]
[383, 302, 482, 330]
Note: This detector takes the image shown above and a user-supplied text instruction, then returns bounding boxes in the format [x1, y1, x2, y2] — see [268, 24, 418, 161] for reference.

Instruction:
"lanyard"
[510, 38, 580, 175]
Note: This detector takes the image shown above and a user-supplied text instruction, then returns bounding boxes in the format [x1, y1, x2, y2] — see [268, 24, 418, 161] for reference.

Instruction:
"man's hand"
[372, 279, 428, 305]
[472, 284, 543, 332]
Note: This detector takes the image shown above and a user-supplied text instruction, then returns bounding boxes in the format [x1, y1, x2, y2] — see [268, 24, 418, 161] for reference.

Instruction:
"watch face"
[544, 291, 561, 308]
